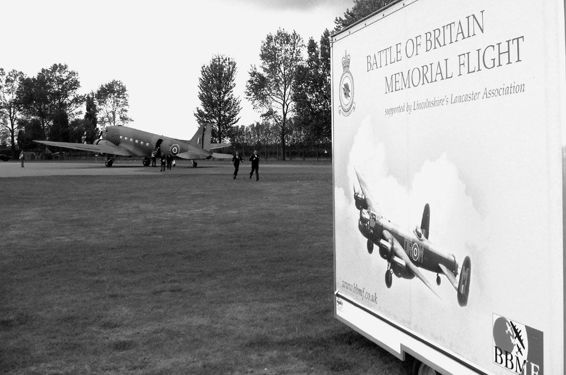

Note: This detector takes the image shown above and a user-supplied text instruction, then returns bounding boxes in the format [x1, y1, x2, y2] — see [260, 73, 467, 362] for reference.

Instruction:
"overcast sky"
[2, 0, 349, 139]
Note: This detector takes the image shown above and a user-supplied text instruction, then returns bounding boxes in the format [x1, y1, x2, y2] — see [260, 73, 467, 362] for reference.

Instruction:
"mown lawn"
[0, 163, 406, 374]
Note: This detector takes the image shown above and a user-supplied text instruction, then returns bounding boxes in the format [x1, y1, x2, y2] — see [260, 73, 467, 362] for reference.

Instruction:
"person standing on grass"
[166, 154, 173, 170]
[151, 150, 157, 167]
[232, 151, 243, 179]
[160, 155, 166, 172]
[249, 150, 259, 181]
[19, 150, 24, 168]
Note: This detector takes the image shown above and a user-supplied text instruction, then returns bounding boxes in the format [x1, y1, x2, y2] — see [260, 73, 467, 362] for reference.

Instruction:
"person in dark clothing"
[151, 151, 157, 167]
[249, 150, 259, 181]
[160, 156, 166, 172]
[232, 151, 243, 179]
[166, 154, 173, 170]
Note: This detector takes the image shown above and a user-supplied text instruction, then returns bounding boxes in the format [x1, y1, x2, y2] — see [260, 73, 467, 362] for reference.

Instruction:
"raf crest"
[339, 51, 355, 116]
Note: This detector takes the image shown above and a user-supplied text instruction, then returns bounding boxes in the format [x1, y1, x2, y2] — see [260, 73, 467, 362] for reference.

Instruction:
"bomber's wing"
[383, 230, 440, 298]
[354, 170, 378, 211]
[33, 140, 132, 157]
[438, 264, 459, 289]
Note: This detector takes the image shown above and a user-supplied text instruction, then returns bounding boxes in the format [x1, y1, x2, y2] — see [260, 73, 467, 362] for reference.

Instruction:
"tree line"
[0, 63, 131, 158]
[0, 0, 393, 160]
[195, 0, 393, 160]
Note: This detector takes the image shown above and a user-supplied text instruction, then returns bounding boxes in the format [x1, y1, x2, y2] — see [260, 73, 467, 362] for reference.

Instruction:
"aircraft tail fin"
[420, 203, 430, 239]
[457, 256, 471, 307]
[189, 124, 212, 149]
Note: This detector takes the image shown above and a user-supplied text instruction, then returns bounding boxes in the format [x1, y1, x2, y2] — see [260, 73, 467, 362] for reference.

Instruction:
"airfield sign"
[332, 0, 566, 374]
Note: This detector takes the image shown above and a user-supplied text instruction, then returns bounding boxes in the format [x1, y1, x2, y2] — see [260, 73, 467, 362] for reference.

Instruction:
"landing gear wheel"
[385, 269, 392, 288]
[411, 360, 439, 375]
[192, 161, 198, 168]
[436, 273, 441, 286]
[143, 157, 150, 167]
[366, 239, 374, 254]
[105, 158, 114, 167]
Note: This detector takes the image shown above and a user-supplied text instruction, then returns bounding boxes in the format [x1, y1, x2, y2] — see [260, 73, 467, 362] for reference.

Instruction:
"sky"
[2, 0, 349, 139]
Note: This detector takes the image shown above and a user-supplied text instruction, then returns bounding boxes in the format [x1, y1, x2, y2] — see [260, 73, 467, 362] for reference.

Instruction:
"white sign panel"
[332, 1, 566, 374]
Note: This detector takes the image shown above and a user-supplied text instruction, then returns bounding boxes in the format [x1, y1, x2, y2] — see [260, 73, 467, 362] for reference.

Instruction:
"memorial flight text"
[365, 10, 525, 94]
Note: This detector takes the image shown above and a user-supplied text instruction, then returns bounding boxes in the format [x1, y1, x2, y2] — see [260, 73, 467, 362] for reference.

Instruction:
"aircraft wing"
[176, 151, 211, 160]
[384, 230, 440, 298]
[34, 140, 132, 157]
[438, 263, 459, 290]
[208, 142, 231, 150]
[211, 152, 233, 160]
[355, 170, 378, 211]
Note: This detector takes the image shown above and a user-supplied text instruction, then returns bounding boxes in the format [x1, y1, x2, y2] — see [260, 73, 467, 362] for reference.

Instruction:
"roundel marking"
[411, 243, 420, 261]
[170, 144, 180, 155]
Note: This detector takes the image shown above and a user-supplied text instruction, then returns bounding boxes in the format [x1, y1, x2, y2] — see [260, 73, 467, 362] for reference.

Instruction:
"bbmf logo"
[338, 51, 355, 116]
[492, 314, 543, 375]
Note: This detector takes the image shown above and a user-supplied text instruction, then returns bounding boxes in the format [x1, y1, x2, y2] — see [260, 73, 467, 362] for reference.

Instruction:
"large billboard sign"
[332, 1, 566, 374]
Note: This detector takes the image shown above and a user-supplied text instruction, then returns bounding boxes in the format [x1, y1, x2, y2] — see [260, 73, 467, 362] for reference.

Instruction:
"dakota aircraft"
[34, 124, 231, 167]
[353, 170, 471, 307]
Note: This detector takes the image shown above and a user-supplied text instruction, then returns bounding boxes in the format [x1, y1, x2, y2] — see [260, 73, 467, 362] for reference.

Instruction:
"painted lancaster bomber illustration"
[353, 170, 471, 307]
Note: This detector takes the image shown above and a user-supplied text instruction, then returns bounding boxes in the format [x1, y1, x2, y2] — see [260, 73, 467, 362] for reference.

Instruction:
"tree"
[44, 63, 84, 116]
[18, 63, 84, 140]
[334, 0, 395, 31]
[0, 69, 25, 156]
[96, 80, 131, 127]
[67, 95, 98, 144]
[293, 30, 332, 155]
[246, 29, 304, 160]
[195, 55, 241, 143]
[83, 93, 98, 143]
[50, 110, 70, 142]
[17, 118, 44, 150]
[18, 74, 51, 138]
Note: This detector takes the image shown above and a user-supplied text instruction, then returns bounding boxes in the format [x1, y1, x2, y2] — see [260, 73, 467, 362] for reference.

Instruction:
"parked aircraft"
[34, 124, 231, 167]
[353, 170, 471, 306]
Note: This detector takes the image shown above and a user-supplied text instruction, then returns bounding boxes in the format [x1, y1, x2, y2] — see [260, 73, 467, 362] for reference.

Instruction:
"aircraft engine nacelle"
[378, 239, 393, 261]
[392, 262, 415, 279]
[354, 192, 368, 210]
[358, 210, 371, 238]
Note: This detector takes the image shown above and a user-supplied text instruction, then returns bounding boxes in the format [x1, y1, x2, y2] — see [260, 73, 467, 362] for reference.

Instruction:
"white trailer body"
[332, 1, 566, 374]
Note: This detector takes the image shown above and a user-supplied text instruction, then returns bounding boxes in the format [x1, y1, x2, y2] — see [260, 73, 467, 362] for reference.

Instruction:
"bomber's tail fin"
[457, 256, 471, 307]
[189, 124, 211, 149]
[420, 203, 430, 240]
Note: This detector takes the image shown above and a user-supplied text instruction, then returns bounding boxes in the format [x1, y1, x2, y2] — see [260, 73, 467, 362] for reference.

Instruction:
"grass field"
[0, 161, 406, 374]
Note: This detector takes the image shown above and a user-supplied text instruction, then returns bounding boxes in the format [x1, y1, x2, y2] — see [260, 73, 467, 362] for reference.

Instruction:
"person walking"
[249, 150, 259, 181]
[19, 150, 24, 168]
[232, 151, 243, 179]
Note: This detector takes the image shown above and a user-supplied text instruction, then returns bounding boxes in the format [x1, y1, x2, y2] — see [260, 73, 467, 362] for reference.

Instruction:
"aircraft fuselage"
[358, 210, 459, 279]
[103, 126, 208, 159]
